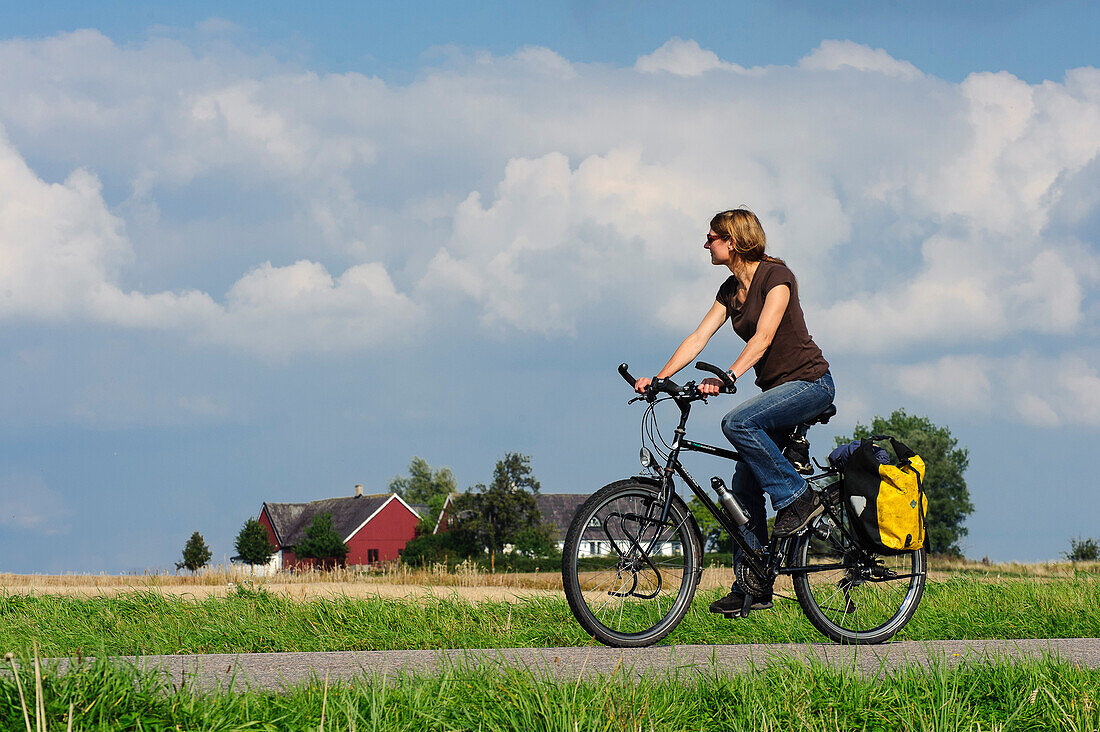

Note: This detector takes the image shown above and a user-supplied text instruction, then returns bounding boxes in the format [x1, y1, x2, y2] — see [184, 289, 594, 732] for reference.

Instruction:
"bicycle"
[561, 361, 927, 647]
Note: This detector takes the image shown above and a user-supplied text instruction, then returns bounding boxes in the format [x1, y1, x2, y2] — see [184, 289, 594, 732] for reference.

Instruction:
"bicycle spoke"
[565, 485, 697, 644]
[792, 509, 925, 643]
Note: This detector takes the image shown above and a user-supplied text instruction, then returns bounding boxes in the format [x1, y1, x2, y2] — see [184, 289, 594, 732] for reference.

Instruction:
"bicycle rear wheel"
[791, 508, 926, 645]
[562, 479, 701, 648]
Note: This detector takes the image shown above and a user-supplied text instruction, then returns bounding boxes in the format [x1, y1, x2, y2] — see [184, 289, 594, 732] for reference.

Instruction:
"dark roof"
[537, 492, 681, 543]
[263, 494, 418, 548]
[535, 493, 589, 541]
[409, 503, 430, 517]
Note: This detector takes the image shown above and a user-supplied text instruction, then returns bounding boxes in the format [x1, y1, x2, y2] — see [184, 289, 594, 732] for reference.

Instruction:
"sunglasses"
[705, 233, 727, 244]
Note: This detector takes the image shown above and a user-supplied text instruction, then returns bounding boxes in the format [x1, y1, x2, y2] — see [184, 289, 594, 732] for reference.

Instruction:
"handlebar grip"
[695, 361, 737, 393]
[618, 363, 638, 388]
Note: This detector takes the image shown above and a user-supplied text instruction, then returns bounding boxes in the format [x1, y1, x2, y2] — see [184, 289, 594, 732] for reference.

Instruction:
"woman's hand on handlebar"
[634, 377, 653, 394]
[698, 377, 725, 396]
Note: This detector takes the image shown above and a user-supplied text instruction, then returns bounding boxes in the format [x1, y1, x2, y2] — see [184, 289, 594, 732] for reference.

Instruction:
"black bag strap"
[868, 434, 920, 473]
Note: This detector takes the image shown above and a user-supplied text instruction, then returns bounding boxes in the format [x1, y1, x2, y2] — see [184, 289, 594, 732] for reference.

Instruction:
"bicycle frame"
[648, 391, 774, 579]
[645, 387, 882, 585]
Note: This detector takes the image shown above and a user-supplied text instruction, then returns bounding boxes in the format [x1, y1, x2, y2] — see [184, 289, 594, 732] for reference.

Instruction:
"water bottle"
[711, 476, 750, 527]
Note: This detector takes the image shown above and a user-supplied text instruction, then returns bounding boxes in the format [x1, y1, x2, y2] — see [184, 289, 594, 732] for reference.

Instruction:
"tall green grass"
[2, 653, 1097, 731]
[2, 576, 1098, 657]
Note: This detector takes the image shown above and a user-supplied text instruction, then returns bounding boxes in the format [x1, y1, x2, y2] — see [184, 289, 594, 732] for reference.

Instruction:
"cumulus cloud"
[0, 125, 421, 358]
[208, 259, 421, 358]
[887, 352, 1100, 427]
[800, 40, 922, 79]
[0, 31, 1096, 395]
[419, 149, 715, 334]
[0, 125, 216, 324]
[635, 38, 743, 76]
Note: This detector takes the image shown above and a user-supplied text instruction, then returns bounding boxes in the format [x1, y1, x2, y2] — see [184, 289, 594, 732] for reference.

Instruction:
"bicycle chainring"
[735, 557, 771, 596]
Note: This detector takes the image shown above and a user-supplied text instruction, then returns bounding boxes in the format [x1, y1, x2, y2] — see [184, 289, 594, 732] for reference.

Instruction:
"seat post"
[782, 404, 835, 476]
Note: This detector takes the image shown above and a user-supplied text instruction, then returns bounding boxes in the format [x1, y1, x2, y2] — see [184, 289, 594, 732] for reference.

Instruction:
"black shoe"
[708, 590, 774, 615]
[773, 489, 824, 536]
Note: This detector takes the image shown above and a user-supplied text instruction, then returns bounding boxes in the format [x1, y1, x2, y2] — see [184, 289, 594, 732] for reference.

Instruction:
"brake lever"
[627, 395, 645, 404]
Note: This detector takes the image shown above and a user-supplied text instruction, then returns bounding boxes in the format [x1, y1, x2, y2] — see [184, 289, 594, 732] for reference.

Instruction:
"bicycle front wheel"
[562, 479, 701, 647]
[791, 512, 926, 645]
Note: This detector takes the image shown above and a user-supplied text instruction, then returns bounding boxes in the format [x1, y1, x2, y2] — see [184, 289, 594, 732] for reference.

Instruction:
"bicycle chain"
[735, 557, 771, 596]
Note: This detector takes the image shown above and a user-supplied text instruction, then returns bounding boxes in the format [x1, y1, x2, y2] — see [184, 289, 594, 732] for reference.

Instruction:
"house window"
[368, 549, 379, 563]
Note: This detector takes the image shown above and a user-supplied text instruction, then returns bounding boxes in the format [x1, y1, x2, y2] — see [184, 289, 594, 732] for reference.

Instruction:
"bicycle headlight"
[639, 447, 655, 468]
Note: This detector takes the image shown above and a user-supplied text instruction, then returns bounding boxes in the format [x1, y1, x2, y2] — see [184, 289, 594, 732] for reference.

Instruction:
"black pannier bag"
[838, 435, 927, 554]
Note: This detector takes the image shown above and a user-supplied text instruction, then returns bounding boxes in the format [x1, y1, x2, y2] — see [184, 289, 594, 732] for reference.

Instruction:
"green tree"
[689, 496, 729, 553]
[294, 512, 349, 568]
[1064, 537, 1100, 562]
[513, 524, 557, 558]
[837, 408, 973, 556]
[176, 531, 212, 573]
[388, 456, 458, 531]
[455, 452, 550, 556]
[235, 517, 276, 568]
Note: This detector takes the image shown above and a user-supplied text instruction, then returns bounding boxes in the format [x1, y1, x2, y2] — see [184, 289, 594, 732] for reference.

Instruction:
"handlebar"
[694, 361, 737, 392]
[617, 363, 638, 387]
[619, 361, 737, 403]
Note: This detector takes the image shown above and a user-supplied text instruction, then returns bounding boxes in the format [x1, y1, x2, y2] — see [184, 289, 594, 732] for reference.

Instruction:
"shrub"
[1064, 536, 1100, 562]
[402, 530, 481, 565]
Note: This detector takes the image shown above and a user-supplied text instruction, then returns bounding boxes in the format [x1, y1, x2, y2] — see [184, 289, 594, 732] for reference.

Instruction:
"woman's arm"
[727, 284, 790, 379]
[634, 300, 728, 392]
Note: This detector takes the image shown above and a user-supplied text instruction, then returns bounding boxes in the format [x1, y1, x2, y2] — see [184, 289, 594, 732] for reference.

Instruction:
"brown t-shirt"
[716, 261, 829, 391]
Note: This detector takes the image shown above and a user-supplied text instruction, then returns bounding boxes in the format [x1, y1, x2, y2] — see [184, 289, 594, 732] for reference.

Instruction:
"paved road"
[36, 638, 1100, 691]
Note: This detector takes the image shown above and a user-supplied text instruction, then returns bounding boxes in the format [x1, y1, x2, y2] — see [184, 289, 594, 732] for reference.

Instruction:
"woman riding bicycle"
[633, 208, 834, 615]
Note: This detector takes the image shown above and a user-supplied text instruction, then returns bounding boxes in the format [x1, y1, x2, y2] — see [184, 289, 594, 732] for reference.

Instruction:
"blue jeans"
[721, 371, 835, 588]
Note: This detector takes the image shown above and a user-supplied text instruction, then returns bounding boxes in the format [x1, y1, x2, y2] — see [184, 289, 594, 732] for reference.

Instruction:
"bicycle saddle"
[806, 404, 837, 426]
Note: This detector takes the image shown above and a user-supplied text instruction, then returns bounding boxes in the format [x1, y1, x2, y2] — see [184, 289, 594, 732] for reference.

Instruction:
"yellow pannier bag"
[875, 455, 926, 551]
[842, 436, 927, 554]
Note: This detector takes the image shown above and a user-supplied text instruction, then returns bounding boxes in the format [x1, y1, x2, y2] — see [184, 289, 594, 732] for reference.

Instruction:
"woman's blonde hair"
[710, 209, 785, 266]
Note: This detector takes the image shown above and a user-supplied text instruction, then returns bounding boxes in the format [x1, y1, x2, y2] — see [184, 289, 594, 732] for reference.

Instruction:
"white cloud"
[0, 31, 1096, 385]
[800, 40, 922, 79]
[887, 355, 995, 412]
[635, 38, 743, 76]
[886, 352, 1100, 427]
[209, 259, 422, 358]
[419, 149, 714, 334]
[0, 126, 421, 358]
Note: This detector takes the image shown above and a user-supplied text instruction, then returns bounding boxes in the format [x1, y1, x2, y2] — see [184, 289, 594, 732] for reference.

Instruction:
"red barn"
[257, 488, 424, 571]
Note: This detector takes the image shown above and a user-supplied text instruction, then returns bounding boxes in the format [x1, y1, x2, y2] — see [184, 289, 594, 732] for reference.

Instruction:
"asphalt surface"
[32, 638, 1100, 691]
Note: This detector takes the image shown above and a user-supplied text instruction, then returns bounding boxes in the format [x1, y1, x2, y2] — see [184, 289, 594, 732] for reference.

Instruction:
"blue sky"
[3, 1, 1098, 83]
[0, 2, 1097, 571]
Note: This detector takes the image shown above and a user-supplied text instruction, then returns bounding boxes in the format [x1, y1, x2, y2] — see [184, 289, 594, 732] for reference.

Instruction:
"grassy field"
[1, 575, 1099, 657]
[2, 653, 1097, 731]
[3, 565, 1098, 729]
[4, 556, 1095, 592]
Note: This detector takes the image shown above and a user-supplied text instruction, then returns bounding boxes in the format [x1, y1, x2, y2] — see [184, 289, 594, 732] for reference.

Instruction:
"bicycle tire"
[562, 479, 701, 647]
[790, 510, 926, 645]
